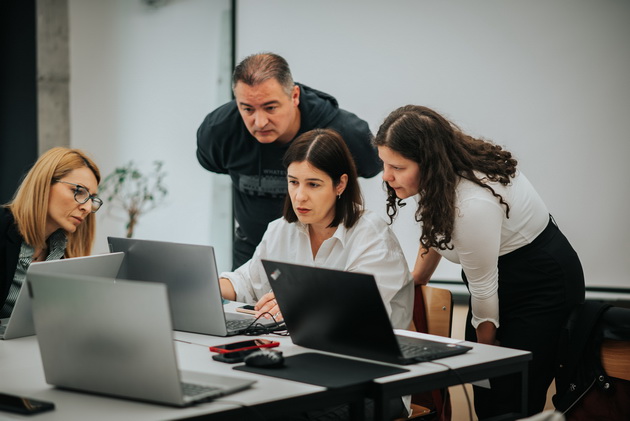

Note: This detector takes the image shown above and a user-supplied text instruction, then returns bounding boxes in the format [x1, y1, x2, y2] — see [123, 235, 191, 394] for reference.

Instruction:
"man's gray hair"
[232, 52, 295, 97]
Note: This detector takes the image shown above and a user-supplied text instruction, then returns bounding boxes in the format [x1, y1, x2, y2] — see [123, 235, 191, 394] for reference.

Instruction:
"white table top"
[0, 302, 531, 420]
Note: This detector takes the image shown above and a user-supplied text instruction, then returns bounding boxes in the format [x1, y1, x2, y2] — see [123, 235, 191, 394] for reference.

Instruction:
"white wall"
[237, 0, 630, 289]
[65, 0, 630, 289]
[68, 0, 233, 272]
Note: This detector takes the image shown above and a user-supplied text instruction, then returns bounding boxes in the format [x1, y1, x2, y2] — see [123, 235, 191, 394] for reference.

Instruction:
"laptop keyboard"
[396, 335, 467, 362]
[181, 382, 222, 399]
[398, 341, 441, 361]
[225, 319, 254, 332]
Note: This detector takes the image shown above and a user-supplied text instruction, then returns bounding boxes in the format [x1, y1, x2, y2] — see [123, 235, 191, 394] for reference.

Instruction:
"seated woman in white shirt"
[219, 128, 413, 331]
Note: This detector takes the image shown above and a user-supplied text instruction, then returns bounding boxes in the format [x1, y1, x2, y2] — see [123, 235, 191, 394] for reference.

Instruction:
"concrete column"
[36, 0, 69, 152]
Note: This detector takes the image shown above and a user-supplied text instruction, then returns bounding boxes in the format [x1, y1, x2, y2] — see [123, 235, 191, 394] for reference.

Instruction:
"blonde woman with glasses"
[1, 147, 102, 318]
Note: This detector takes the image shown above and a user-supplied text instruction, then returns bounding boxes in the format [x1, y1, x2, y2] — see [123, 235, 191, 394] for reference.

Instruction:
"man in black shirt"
[197, 53, 380, 269]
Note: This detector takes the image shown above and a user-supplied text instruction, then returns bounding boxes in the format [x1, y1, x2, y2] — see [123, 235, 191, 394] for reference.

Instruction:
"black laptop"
[261, 260, 472, 365]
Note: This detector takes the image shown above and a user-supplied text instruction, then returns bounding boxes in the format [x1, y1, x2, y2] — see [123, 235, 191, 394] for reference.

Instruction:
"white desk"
[0, 332, 366, 421]
[370, 340, 531, 420]
[0, 327, 531, 420]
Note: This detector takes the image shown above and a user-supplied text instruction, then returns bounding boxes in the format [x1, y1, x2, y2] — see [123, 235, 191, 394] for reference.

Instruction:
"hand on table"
[254, 292, 283, 321]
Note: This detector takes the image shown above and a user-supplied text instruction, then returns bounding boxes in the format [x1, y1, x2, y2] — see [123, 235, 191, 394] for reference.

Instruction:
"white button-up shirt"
[437, 171, 549, 328]
[221, 209, 413, 330]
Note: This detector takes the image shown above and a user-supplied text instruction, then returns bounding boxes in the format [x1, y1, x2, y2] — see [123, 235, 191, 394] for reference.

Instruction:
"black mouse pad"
[233, 352, 408, 388]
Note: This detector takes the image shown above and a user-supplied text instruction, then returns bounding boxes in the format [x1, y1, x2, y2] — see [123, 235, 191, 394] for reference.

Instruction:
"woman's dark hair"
[282, 129, 363, 228]
[374, 105, 517, 252]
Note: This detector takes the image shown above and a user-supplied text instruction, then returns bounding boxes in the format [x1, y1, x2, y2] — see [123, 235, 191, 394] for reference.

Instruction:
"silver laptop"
[0, 253, 125, 340]
[27, 272, 255, 407]
[27, 252, 124, 278]
[108, 237, 278, 336]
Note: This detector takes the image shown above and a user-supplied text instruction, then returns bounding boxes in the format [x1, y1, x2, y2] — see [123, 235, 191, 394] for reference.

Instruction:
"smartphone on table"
[0, 392, 55, 415]
[209, 338, 280, 353]
[235, 304, 257, 316]
[212, 350, 255, 364]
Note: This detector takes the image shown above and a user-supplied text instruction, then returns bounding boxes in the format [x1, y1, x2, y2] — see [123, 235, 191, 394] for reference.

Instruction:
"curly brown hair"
[374, 105, 517, 253]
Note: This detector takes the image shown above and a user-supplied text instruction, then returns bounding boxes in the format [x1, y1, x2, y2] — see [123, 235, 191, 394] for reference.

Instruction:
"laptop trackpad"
[225, 312, 254, 321]
[180, 370, 255, 392]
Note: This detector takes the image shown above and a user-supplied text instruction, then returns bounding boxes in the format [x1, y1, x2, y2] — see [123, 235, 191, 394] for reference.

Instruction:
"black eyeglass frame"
[53, 180, 103, 213]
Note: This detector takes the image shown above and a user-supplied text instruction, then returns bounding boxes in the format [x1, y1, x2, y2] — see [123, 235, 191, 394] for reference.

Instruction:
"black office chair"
[553, 302, 630, 420]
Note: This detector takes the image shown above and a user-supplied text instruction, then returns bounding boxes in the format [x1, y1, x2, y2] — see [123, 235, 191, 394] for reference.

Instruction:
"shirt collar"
[294, 220, 349, 247]
[47, 230, 68, 260]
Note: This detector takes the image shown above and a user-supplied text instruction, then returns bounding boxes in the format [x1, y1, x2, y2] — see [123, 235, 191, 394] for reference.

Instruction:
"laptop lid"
[107, 237, 254, 336]
[27, 272, 255, 406]
[261, 260, 471, 365]
[261, 259, 408, 364]
[1, 253, 125, 340]
[0, 282, 35, 340]
[27, 252, 125, 278]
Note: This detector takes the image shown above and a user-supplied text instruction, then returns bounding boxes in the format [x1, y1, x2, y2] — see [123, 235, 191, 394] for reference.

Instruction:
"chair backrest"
[421, 285, 453, 338]
[409, 285, 453, 338]
[601, 339, 630, 381]
[405, 285, 455, 420]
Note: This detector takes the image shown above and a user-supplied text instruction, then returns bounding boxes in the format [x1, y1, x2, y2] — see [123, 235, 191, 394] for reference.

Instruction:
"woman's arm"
[219, 219, 287, 303]
[476, 320, 499, 345]
[453, 196, 504, 333]
[219, 277, 236, 301]
[412, 247, 441, 285]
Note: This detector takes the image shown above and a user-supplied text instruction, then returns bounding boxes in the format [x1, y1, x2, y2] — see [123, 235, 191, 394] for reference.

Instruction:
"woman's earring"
[337, 193, 341, 200]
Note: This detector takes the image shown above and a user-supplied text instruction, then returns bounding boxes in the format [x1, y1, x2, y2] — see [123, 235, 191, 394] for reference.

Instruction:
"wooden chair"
[601, 339, 630, 381]
[401, 284, 454, 420]
[419, 285, 453, 338]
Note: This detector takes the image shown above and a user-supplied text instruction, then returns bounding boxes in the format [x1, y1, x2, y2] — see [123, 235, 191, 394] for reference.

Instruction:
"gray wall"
[237, 0, 630, 289]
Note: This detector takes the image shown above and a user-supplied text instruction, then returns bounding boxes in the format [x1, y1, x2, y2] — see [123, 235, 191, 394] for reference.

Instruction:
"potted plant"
[99, 160, 168, 238]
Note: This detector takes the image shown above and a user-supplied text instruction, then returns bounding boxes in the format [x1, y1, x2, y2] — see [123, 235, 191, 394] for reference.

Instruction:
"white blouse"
[221, 209, 414, 330]
[437, 171, 549, 328]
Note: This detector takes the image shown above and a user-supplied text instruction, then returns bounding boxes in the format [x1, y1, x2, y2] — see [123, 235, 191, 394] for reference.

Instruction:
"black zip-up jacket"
[196, 83, 381, 258]
[553, 301, 630, 415]
[1, 208, 22, 307]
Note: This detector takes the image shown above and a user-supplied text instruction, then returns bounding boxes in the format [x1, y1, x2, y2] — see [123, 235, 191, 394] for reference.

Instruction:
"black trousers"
[232, 230, 257, 270]
[463, 217, 585, 419]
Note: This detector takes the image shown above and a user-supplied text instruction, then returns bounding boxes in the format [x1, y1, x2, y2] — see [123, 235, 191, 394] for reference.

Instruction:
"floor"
[448, 304, 556, 420]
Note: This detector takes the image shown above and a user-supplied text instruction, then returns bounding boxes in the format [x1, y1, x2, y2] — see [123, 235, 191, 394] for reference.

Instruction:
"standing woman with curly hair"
[374, 105, 585, 419]
[1, 147, 102, 318]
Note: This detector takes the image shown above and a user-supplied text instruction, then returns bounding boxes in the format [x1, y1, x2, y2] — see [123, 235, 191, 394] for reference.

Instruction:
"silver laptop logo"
[270, 269, 281, 281]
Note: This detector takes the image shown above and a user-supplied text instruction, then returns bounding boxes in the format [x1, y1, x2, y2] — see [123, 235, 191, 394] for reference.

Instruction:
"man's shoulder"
[329, 108, 370, 135]
[198, 100, 243, 141]
[302, 89, 382, 178]
[205, 101, 241, 124]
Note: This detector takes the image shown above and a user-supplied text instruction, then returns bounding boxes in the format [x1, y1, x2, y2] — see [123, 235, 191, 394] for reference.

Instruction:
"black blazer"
[0, 207, 22, 307]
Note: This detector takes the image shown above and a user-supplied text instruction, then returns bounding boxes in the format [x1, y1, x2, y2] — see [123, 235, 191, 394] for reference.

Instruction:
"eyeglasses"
[54, 180, 103, 213]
